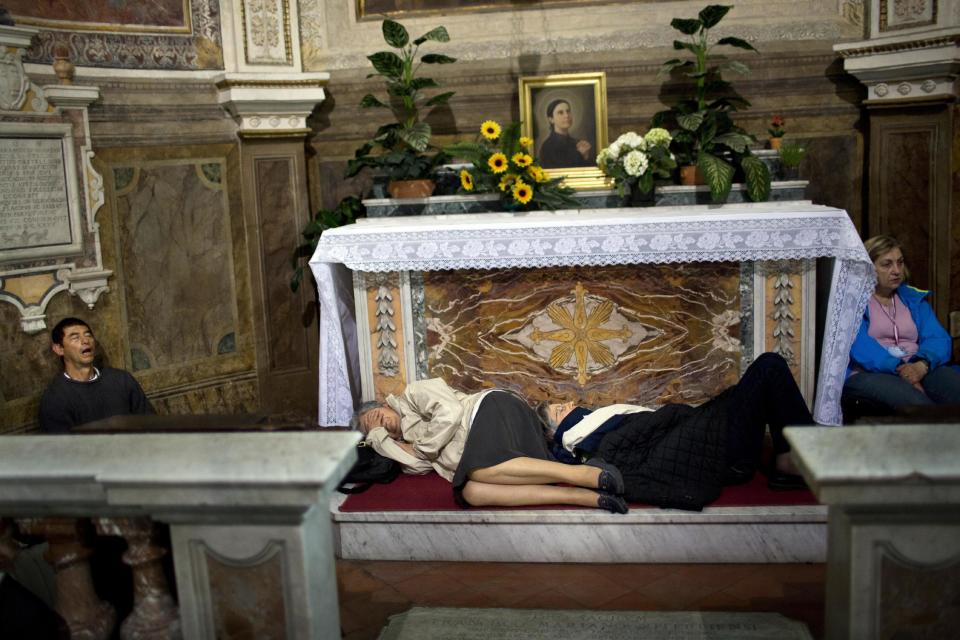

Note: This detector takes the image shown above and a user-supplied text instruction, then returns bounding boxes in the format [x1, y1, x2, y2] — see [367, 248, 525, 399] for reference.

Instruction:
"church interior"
[0, 0, 958, 638]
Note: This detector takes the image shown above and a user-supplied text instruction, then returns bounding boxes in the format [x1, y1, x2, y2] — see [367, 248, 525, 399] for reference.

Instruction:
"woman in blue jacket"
[843, 235, 960, 409]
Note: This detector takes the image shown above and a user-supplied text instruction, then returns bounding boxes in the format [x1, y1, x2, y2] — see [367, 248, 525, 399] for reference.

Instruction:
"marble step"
[330, 493, 826, 564]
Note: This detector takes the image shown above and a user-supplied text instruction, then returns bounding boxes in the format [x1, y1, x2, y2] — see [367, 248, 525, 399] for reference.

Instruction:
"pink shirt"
[867, 293, 919, 361]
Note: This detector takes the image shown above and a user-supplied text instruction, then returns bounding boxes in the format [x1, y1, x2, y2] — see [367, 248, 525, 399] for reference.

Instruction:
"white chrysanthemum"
[644, 127, 672, 147]
[623, 150, 649, 177]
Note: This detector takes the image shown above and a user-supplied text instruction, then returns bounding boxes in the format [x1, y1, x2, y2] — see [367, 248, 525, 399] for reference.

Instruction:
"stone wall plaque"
[0, 124, 83, 261]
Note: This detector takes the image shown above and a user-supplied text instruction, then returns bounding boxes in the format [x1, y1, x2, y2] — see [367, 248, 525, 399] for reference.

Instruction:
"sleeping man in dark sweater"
[39, 317, 153, 434]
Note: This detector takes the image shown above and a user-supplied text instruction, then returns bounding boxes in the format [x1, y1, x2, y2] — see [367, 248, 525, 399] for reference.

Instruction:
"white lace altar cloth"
[310, 203, 874, 426]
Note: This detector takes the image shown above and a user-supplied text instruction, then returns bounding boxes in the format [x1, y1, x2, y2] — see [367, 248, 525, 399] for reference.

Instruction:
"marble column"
[834, 2, 960, 343]
[217, 74, 329, 419]
[16, 517, 116, 640]
[94, 517, 181, 640]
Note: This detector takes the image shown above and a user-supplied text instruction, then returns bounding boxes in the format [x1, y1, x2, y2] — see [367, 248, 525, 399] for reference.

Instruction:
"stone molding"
[215, 71, 328, 137]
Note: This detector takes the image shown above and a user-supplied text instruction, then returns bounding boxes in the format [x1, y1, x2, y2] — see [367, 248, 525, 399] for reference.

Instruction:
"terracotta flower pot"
[387, 179, 436, 199]
[679, 165, 703, 186]
[769, 137, 783, 150]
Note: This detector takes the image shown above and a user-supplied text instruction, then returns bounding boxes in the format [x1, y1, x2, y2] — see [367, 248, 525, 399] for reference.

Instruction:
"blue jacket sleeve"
[910, 299, 951, 369]
[849, 315, 902, 374]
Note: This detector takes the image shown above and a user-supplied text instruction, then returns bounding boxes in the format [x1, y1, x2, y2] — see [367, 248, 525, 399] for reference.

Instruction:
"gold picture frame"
[519, 72, 609, 190]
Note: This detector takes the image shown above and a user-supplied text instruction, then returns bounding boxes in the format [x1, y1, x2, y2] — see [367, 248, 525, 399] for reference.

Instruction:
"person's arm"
[849, 316, 901, 374]
[910, 298, 952, 369]
[399, 379, 465, 461]
[366, 427, 432, 475]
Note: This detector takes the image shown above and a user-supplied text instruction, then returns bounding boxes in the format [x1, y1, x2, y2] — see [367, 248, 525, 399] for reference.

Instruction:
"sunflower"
[498, 173, 516, 192]
[512, 153, 532, 168]
[527, 165, 546, 183]
[481, 120, 502, 141]
[488, 152, 508, 174]
[460, 169, 474, 191]
[512, 180, 533, 205]
[519, 136, 534, 149]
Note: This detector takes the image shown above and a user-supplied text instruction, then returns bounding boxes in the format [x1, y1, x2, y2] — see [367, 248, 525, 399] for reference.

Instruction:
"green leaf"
[698, 151, 734, 203]
[373, 123, 401, 142]
[722, 60, 751, 75]
[717, 36, 757, 52]
[367, 51, 404, 78]
[711, 132, 753, 153]
[359, 94, 388, 108]
[382, 20, 409, 48]
[399, 122, 431, 151]
[699, 5, 731, 29]
[741, 155, 771, 202]
[671, 18, 701, 35]
[425, 91, 455, 106]
[677, 111, 705, 132]
[413, 26, 450, 45]
[673, 40, 699, 54]
[421, 53, 457, 64]
[409, 78, 439, 90]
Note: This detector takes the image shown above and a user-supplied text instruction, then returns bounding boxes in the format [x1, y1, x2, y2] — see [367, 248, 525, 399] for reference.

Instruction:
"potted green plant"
[652, 4, 770, 203]
[768, 115, 786, 150]
[777, 141, 806, 180]
[345, 19, 456, 199]
[290, 196, 365, 292]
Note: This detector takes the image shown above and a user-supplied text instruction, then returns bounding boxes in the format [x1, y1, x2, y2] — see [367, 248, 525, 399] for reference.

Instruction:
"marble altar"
[310, 202, 874, 426]
[0, 431, 359, 640]
[785, 424, 960, 640]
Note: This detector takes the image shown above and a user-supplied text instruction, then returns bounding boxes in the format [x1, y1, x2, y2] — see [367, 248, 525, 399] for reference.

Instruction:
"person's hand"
[576, 139, 592, 160]
[897, 361, 928, 385]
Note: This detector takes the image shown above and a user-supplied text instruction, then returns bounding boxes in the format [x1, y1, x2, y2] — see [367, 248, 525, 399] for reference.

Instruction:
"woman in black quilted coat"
[539, 353, 813, 511]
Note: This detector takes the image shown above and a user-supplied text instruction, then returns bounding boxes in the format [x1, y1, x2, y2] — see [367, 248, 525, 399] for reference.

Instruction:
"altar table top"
[310, 202, 874, 426]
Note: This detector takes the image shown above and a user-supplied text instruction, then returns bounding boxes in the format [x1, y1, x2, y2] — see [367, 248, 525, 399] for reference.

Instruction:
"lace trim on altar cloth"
[310, 206, 874, 426]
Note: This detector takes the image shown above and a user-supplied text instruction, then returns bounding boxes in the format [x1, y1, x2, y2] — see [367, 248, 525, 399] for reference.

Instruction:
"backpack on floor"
[337, 441, 401, 494]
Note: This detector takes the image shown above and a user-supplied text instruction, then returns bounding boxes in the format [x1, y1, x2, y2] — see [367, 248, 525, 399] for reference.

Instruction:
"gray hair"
[351, 400, 386, 432]
[536, 401, 558, 441]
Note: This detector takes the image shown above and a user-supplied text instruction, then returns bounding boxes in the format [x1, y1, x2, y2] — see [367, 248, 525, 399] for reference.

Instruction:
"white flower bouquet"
[596, 128, 677, 202]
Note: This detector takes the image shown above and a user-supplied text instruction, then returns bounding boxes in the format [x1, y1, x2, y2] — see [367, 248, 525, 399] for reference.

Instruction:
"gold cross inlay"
[530, 283, 632, 384]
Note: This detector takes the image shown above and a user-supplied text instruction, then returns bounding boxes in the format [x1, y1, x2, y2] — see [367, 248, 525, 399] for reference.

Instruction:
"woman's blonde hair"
[864, 234, 909, 281]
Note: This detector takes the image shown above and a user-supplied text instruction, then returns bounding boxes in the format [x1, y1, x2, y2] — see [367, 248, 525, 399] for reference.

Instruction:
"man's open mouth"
[81, 348, 93, 355]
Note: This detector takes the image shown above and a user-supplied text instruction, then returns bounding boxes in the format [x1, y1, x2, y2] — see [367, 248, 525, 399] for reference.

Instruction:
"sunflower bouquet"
[595, 128, 677, 201]
[444, 120, 579, 211]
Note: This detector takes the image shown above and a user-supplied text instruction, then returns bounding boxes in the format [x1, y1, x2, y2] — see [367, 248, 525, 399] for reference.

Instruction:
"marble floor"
[336, 560, 826, 640]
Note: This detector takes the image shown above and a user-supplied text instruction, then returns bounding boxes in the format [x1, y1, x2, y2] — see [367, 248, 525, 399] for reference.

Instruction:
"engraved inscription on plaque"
[0, 137, 73, 251]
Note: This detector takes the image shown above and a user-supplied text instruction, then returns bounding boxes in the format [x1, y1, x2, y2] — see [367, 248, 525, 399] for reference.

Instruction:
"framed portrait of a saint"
[519, 72, 609, 190]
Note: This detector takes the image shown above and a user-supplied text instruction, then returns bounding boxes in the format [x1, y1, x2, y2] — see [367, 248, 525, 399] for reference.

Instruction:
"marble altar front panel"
[358, 263, 768, 407]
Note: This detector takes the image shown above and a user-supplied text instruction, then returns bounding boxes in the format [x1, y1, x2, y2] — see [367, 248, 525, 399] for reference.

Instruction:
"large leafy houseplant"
[652, 4, 770, 203]
[290, 196, 365, 292]
[444, 120, 579, 211]
[345, 19, 456, 185]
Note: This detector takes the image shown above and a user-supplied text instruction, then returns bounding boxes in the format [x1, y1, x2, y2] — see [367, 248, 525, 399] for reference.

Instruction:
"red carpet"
[339, 471, 819, 512]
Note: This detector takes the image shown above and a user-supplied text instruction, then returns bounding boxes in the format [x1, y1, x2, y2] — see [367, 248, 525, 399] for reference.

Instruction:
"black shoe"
[723, 462, 756, 486]
[586, 457, 625, 495]
[767, 471, 808, 491]
[597, 491, 629, 514]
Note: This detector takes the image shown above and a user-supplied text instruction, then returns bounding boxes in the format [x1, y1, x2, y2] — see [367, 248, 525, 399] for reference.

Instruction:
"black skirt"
[452, 391, 554, 506]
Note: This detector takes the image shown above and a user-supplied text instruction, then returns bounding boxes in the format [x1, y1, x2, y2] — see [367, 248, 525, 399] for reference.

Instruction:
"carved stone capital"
[215, 72, 329, 138]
